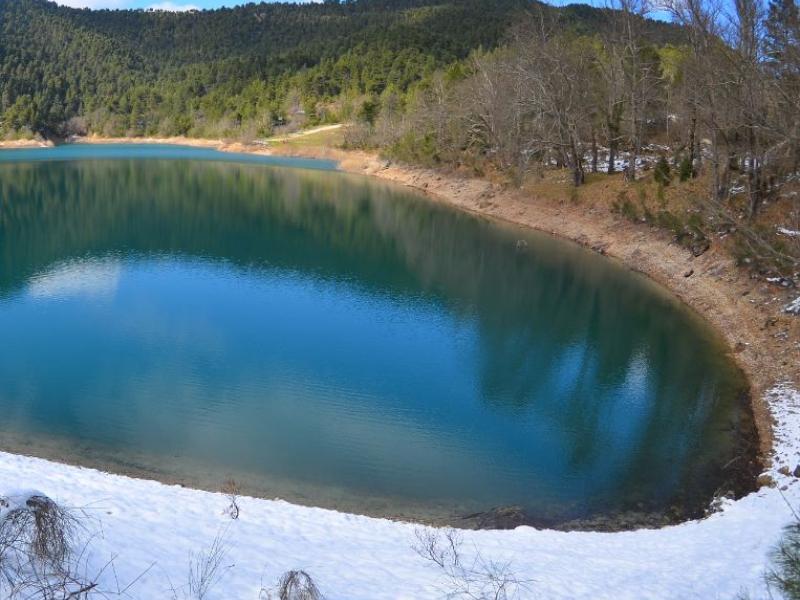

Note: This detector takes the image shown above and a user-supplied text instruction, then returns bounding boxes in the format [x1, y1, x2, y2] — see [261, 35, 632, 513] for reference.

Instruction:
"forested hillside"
[350, 0, 800, 278]
[0, 0, 680, 138]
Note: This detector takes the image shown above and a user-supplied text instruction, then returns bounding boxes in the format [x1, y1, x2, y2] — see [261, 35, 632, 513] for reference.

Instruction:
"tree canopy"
[0, 0, 683, 138]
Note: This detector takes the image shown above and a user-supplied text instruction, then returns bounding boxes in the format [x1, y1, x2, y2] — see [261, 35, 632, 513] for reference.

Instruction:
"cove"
[0, 144, 756, 528]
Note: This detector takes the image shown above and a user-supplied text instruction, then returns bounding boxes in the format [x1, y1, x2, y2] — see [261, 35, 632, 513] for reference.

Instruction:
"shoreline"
[299, 148, 799, 463]
[3, 134, 799, 494]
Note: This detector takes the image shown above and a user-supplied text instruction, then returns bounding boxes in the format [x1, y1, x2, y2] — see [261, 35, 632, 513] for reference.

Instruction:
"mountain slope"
[0, 0, 683, 137]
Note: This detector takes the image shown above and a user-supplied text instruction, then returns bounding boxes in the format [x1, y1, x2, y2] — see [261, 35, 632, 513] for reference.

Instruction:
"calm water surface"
[0, 145, 754, 526]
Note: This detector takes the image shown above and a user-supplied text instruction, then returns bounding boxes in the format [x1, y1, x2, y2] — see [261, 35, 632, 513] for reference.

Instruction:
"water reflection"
[0, 148, 754, 524]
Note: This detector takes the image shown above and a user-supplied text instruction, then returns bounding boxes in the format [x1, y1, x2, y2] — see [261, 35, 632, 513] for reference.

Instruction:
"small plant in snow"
[0, 493, 79, 568]
[260, 569, 324, 600]
[0, 491, 146, 599]
[221, 479, 241, 520]
[170, 531, 232, 600]
[413, 528, 531, 600]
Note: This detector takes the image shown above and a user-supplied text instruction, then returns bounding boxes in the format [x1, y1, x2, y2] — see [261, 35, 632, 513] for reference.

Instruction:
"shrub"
[276, 570, 323, 600]
[0, 493, 109, 598]
[678, 155, 694, 181]
[388, 131, 440, 166]
[260, 570, 323, 600]
[0, 494, 78, 568]
[655, 209, 684, 236]
[654, 155, 672, 186]
[611, 190, 640, 221]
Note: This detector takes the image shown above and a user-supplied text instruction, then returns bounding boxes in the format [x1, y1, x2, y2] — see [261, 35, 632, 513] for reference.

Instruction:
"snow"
[786, 296, 800, 315]
[1, 385, 799, 599]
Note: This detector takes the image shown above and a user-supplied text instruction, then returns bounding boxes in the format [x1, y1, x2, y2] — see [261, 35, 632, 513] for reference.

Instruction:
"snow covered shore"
[1, 384, 799, 599]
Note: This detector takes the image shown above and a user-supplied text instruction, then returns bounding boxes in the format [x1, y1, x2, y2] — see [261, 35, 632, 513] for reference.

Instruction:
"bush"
[654, 155, 672, 186]
[678, 155, 695, 181]
[611, 190, 640, 221]
[277, 570, 323, 600]
[357, 98, 380, 126]
[0, 493, 105, 598]
[388, 131, 440, 166]
[0, 494, 78, 568]
[655, 209, 685, 236]
[260, 570, 323, 600]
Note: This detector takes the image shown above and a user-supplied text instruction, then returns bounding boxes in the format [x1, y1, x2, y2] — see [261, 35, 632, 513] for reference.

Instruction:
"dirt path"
[263, 123, 343, 143]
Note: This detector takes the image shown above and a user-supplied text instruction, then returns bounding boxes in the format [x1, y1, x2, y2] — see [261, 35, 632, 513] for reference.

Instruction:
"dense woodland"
[0, 0, 798, 275]
[0, 0, 679, 138]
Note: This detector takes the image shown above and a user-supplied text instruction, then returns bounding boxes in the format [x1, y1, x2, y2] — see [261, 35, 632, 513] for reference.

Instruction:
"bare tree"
[512, 15, 595, 186]
[607, 0, 662, 181]
[592, 35, 627, 175]
[460, 48, 533, 182]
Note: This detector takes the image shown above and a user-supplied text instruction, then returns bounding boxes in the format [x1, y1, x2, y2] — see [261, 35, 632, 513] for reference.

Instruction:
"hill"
[0, 0, 682, 138]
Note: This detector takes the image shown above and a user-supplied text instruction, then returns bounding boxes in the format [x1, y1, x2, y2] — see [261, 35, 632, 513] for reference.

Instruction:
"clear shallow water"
[0, 145, 754, 526]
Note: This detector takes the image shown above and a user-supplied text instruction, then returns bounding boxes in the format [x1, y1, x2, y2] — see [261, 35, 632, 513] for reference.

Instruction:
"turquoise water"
[0, 145, 753, 526]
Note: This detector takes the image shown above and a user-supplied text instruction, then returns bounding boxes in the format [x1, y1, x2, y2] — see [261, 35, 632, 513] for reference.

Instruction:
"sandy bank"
[0, 138, 53, 149]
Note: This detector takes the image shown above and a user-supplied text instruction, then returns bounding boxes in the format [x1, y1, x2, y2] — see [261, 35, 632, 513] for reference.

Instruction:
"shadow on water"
[0, 148, 759, 528]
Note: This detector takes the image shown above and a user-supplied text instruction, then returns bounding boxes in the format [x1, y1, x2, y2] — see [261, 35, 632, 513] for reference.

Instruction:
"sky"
[56, 0, 244, 9]
[56, 0, 314, 9]
[53, 0, 733, 23]
[55, 0, 673, 13]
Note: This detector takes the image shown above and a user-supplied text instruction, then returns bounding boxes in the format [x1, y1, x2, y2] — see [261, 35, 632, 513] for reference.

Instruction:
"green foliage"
[653, 156, 672, 187]
[0, 0, 686, 140]
[678, 155, 695, 181]
[611, 191, 640, 221]
[358, 98, 381, 126]
[656, 183, 666, 207]
[654, 209, 684, 235]
[388, 131, 440, 166]
[0, 0, 535, 137]
[767, 522, 800, 599]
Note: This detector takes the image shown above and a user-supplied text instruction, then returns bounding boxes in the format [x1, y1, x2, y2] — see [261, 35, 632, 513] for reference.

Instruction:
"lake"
[0, 144, 756, 528]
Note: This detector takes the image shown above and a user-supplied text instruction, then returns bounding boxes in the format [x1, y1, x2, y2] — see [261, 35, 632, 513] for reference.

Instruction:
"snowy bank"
[1, 384, 799, 599]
